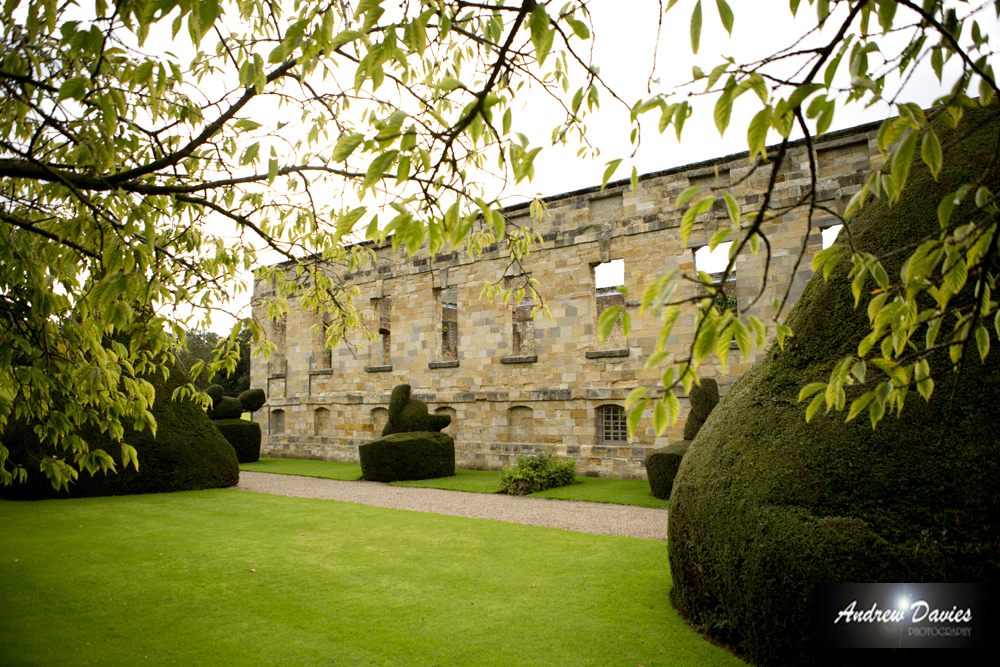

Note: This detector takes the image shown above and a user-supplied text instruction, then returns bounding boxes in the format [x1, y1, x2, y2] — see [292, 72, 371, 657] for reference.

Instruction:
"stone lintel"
[500, 355, 538, 364]
[364, 364, 393, 373]
[428, 360, 460, 369]
[585, 349, 629, 359]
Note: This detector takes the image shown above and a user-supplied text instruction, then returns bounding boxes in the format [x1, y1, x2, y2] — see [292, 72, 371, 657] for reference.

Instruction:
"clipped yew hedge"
[1, 361, 239, 499]
[668, 103, 1000, 666]
[359, 431, 455, 483]
[213, 418, 261, 463]
[644, 440, 691, 500]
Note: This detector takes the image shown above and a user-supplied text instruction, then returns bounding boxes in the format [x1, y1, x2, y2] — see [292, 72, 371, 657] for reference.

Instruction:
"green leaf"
[680, 197, 715, 246]
[653, 400, 668, 434]
[920, 128, 943, 180]
[598, 305, 623, 342]
[976, 324, 990, 362]
[626, 387, 649, 411]
[362, 149, 398, 192]
[675, 185, 704, 209]
[690, 0, 703, 54]
[805, 393, 825, 422]
[747, 107, 772, 163]
[847, 392, 875, 421]
[58, 76, 88, 102]
[722, 191, 740, 227]
[332, 133, 365, 162]
[890, 131, 919, 199]
[627, 400, 645, 440]
[798, 382, 826, 403]
[529, 4, 554, 66]
[602, 159, 623, 189]
[715, 0, 734, 35]
[714, 82, 735, 136]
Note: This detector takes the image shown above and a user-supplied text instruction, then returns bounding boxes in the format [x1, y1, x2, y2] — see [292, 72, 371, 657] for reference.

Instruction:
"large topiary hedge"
[1, 361, 239, 499]
[359, 431, 455, 482]
[668, 104, 1000, 666]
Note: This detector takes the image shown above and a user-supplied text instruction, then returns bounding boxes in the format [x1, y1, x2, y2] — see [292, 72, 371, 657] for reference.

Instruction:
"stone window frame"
[507, 405, 534, 443]
[367, 295, 393, 371]
[500, 274, 538, 363]
[432, 284, 459, 367]
[270, 408, 285, 436]
[597, 404, 628, 444]
[268, 316, 287, 377]
[313, 407, 330, 437]
[371, 407, 389, 436]
[590, 258, 628, 354]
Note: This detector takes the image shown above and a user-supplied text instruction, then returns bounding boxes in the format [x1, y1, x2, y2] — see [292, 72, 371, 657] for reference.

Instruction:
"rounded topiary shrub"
[644, 440, 691, 500]
[668, 103, 1000, 666]
[214, 418, 262, 463]
[239, 388, 266, 413]
[207, 395, 244, 420]
[359, 431, 455, 483]
[1, 360, 239, 500]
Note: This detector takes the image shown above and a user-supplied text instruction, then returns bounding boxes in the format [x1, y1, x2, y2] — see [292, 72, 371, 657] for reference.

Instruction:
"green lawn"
[242, 458, 670, 508]
[0, 491, 742, 667]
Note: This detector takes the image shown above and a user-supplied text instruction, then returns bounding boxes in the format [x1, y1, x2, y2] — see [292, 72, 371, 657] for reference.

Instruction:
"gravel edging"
[233, 471, 669, 540]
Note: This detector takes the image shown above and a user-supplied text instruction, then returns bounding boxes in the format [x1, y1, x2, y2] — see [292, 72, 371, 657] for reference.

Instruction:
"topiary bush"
[1, 360, 239, 500]
[238, 388, 266, 413]
[644, 440, 691, 500]
[498, 453, 577, 495]
[359, 431, 455, 482]
[668, 103, 1000, 666]
[381, 384, 451, 435]
[681, 378, 719, 441]
[213, 418, 261, 463]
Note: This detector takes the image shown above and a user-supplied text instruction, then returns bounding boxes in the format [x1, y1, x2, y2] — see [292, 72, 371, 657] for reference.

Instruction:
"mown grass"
[0, 491, 743, 667]
[242, 458, 669, 508]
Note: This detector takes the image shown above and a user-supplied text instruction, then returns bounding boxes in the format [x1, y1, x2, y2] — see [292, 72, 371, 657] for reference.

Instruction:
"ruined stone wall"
[252, 121, 882, 478]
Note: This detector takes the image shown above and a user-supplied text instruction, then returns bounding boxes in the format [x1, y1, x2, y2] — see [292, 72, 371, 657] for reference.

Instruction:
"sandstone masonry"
[251, 120, 882, 478]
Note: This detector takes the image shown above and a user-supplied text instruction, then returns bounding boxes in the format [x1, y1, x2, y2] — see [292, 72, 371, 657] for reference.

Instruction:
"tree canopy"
[1, 0, 998, 490]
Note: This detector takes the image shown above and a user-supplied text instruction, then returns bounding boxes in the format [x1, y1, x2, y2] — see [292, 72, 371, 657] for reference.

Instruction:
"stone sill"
[428, 360, 460, 369]
[364, 364, 393, 373]
[268, 373, 286, 379]
[309, 369, 333, 375]
[585, 349, 629, 359]
[500, 355, 538, 364]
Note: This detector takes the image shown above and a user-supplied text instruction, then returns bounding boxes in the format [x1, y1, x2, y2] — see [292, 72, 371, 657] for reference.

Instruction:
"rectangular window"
[507, 276, 534, 355]
[372, 296, 391, 366]
[317, 312, 332, 369]
[600, 405, 628, 443]
[693, 243, 738, 313]
[268, 317, 286, 376]
[440, 286, 458, 361]
[594, 259, 626, 349]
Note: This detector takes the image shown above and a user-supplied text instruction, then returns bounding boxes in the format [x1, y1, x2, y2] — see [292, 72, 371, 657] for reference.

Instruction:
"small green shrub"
[498, 453, 577, 495]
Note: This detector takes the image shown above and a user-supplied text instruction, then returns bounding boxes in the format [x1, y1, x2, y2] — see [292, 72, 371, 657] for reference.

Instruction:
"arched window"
[270, 409, 285, 436]
[371, 407, 389, 436]
[508, 406, 534, 443]
[597, 405, 627, 444]
[314, 407, 330, 437]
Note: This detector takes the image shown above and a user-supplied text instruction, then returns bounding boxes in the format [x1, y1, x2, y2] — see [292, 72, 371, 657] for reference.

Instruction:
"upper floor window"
[440, 286, 458, 362]
[693, 242, 737, 313]
[371, 296, 391, 366]
[821, 224, 843, 249]
[594, 259, 626, 349]
[507, 275, 535, 356]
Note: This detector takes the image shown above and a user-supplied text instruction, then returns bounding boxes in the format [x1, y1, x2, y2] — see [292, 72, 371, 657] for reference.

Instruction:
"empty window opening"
[314, 407, 330, 436]
[693, 242, 733, 276]
[440, 286, 458, 362]
[371, 407, 389, 436]
[507, 276, 535, 355]
[598, 405, 628, 444]
[508, 406, 534, 443]
[268, 317, 287, 375]
[270, 409, 285, 436]
[594, 260, 626, 349]
[372, 296, 391, 365]
[316, 312, 333, 369]
[694, 243, 738, 313]
[821, 225, 843, 249]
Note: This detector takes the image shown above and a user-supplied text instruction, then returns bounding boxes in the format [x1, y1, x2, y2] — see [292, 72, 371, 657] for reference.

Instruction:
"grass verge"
[0, 491, 741, 667]
[240, 457, 361, 480]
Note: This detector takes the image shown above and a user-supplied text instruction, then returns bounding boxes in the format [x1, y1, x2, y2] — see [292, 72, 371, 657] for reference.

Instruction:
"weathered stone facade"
[252, 120, 883, 478]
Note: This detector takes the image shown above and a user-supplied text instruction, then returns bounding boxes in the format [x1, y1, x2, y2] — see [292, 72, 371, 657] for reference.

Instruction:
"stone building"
[251, 119, 883, 478]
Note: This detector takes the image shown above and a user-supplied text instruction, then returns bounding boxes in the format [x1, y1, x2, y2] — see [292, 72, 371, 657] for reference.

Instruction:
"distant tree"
[173, 330, 222, 391]
[217, 328, 253, 397]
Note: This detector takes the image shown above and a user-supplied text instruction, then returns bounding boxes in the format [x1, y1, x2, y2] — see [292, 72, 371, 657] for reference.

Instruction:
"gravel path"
[234, 471, 669, 540]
